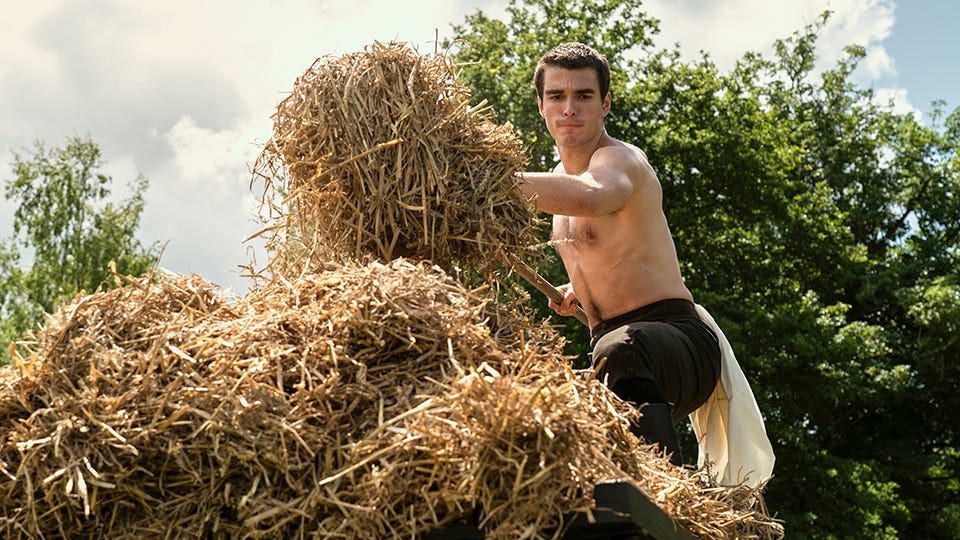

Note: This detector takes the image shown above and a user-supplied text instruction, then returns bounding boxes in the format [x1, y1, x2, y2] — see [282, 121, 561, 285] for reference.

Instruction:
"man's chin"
[556, 135, 588, 147]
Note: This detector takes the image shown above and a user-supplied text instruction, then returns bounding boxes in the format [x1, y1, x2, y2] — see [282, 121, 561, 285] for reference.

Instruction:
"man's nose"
[563, 100, 577, 116]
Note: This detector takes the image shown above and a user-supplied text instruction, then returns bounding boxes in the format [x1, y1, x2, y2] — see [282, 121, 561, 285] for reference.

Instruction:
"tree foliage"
[450, 2, 960, 538]
[0, 136, 159, 364]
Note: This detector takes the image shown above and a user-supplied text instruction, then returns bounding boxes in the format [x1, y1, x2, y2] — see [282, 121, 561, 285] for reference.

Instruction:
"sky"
[1, 0, 957, 295]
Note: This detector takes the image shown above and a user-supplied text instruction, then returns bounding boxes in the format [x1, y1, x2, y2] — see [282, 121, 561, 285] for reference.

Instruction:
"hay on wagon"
[0, 261, 782, 539]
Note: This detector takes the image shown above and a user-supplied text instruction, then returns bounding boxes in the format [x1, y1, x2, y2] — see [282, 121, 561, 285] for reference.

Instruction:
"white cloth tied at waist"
[689, 304, 775, 488]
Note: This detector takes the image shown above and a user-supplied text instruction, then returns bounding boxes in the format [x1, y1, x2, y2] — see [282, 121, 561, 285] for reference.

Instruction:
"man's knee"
[591, 329, 654, 390]
[611, 377, 667, 408]
[592, 327, 669, 407]
[592, 335, 635, 385]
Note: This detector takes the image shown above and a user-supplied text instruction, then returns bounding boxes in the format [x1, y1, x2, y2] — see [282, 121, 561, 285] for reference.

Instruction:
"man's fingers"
[547, 284, 578, 316]
[548, 299, 571, 316]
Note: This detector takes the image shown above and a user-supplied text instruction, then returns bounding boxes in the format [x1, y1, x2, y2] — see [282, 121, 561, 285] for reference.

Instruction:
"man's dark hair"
[533, 42, 611, 100]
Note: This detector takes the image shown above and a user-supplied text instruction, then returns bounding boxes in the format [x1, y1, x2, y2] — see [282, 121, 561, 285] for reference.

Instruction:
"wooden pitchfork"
[504, 253, 588, 326]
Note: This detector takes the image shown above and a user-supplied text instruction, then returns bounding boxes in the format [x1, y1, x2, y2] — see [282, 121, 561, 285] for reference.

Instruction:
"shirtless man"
[518, 42, 721, 466]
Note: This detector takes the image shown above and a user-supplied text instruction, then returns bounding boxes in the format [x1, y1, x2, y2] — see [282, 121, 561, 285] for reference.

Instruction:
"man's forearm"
[517, 171, 610, 216]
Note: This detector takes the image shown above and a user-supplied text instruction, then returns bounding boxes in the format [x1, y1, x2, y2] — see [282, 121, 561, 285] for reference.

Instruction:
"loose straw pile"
[251, 40, 541, 279]
[0, 261, 782, 539]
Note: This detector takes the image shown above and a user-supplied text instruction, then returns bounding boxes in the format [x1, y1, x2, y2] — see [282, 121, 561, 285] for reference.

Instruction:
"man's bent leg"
[592, 327, 684, 466]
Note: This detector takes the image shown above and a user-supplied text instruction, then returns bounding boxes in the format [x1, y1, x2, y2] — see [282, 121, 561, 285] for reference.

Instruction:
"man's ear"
[537, 96, 545, 118]
[602, 92, 611, 117]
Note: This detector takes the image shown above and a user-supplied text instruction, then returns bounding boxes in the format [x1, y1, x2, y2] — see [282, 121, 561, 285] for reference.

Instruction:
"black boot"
[631, 402, 684, 467]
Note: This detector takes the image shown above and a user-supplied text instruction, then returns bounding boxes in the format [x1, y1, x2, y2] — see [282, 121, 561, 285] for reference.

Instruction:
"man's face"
[537, 66, 611, 148]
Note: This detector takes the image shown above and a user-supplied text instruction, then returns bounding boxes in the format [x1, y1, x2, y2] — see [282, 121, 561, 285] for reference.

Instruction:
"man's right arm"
[517, 146, 638, 217]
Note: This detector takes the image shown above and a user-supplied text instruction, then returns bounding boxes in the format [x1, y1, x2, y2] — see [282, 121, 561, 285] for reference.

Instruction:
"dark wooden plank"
[421, 480, 695, 540]
[584, 480, 696, 540]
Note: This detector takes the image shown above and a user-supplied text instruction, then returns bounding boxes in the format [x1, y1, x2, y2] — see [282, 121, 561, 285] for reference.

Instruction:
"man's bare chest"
[552, 215, 603, 250]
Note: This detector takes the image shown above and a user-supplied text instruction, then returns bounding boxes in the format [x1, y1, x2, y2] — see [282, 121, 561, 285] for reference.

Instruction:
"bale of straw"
[250, 41, 541, 279]
[0, 261, 782, 539]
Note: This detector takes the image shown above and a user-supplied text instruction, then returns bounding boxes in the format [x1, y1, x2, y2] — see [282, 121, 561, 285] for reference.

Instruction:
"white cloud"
[644, 0, 817, 66]
[640, 0, 921, 124]
[856, 44, 896, 81]
[163, 116, 256, 198]
[816, 0, 896, 79]
[644, 0, 897, 78]
[873, 87, 922, 120]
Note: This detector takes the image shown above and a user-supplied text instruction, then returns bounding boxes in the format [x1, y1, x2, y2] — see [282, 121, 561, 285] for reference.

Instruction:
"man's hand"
[548, 283, 579, 316]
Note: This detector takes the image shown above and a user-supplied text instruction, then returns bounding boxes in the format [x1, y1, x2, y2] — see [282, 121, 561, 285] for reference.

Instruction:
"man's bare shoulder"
[591, 139, 656, 184]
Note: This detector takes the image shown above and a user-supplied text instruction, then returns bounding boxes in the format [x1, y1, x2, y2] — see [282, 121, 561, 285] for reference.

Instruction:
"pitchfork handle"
[506, 254, 589, 326]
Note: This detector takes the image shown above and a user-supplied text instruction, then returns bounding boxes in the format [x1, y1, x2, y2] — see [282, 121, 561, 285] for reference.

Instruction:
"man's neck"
[557, 130, 610, 175]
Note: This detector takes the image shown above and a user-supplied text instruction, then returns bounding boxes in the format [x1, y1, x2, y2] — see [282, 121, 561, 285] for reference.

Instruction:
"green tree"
[0, 136, 159, 364]
[450, 2, 960, 538]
